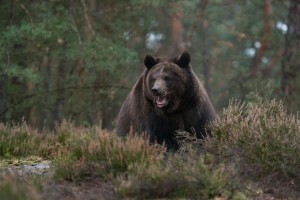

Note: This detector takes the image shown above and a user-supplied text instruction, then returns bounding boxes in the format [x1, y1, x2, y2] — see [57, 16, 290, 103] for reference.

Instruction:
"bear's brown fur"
[116, 51, 216, 150]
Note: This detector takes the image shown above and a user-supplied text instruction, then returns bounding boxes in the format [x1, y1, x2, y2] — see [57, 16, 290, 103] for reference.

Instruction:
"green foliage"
[0, 1, 139, 128]
[0, 64, 40, 83]
[129, 0, 167, 6]
[71, 36, 137, 71]
[206, 98, 300, 180]
[0, 0, 295, 128]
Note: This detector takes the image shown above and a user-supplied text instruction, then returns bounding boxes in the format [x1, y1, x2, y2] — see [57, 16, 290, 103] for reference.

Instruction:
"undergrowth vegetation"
[0, 122, 71, 159]
[51, 123, 241, 199]
[0, 176, 40, 200]
[1, 97, 300, 199]
[118, 148, 244, 199]
[52, 123, 165, 181]
[206, 98, 300, 182]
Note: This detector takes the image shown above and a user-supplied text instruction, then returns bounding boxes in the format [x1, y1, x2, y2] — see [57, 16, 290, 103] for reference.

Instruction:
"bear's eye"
[164, 76, 171, 81]
[150, 76, 156, 82]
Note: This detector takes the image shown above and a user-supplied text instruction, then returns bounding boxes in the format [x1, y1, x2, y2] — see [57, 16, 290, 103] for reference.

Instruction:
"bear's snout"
[151, 79, 166, 96]
[151, 80, 168, 108]
[151, 88, 160, 96]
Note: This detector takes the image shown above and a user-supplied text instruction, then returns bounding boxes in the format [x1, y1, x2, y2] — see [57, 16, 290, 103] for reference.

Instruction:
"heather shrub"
[206, 98, 300, 180]
[0, 176, 40, 200]
[52, 125, 166, 181]
[0, 121, 73, 159]
[117, 147, 245, 199]
[0, 121, 248, 199]
[51, 123, 245, 199]
[0, 123, 41, 158]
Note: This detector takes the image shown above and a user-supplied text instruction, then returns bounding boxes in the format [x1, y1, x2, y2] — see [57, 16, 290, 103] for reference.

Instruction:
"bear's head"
[144, 51, 192, 113]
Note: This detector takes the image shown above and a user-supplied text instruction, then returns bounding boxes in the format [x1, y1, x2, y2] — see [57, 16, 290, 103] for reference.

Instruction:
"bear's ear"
[177, 51, 191, 68]
[144, 55, 157, 69]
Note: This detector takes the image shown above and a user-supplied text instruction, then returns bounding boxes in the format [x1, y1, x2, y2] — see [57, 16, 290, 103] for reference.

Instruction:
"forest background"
[0, 0, 299, 130]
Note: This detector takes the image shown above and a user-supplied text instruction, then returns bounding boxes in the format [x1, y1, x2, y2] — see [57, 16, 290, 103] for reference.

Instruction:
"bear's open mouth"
[155, 95, 168, 108]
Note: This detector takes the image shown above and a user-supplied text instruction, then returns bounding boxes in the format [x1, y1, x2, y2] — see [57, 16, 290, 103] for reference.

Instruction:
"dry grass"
[1, 120, 242, 199]
[0, 122, 42, 158]
[0, 175, 40, 200]
[206, 98, 300, 181]
[52, 122, 166, 181]
[0, 121, 71, 159]
[47, 122, 242, 199]
[118, 146, 245, 199]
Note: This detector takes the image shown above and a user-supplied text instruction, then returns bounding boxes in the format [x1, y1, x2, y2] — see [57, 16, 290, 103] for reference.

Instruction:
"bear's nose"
[151, 88, 160, 96]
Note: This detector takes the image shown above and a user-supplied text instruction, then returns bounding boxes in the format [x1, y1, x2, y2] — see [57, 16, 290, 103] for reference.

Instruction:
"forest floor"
[1, 157, 300, 200]
[0, 158, 117, 200]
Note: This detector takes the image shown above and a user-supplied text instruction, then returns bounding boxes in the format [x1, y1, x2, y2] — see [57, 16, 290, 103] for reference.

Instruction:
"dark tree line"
[0, 0, 299, 129]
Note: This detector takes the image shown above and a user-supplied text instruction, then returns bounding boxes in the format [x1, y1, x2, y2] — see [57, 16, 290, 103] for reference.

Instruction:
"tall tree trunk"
[0, 74, 7, 123]
[186, 0, 210, 93]
[251, 0, 272, 78]
[39, 47, 53, 129]
[85, 0, 103, 126]
[55, 58, 66, 124]
[171, 2, 184, 55]
[200, 19, 212, 96]
[282, 0, 300, 111]
[262, 49, 283, 78]
[27, 72, 39, 128]
[197, 0, 211, 95]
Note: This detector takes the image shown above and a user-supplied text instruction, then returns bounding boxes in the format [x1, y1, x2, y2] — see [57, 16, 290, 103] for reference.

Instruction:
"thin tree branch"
[16, 0, 33, 24]
[70, 1, 83, 45]
[80, 0, 96, 37]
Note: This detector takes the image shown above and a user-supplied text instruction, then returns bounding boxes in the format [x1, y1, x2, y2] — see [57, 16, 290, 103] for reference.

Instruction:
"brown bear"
[116, 51, 216, 150]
